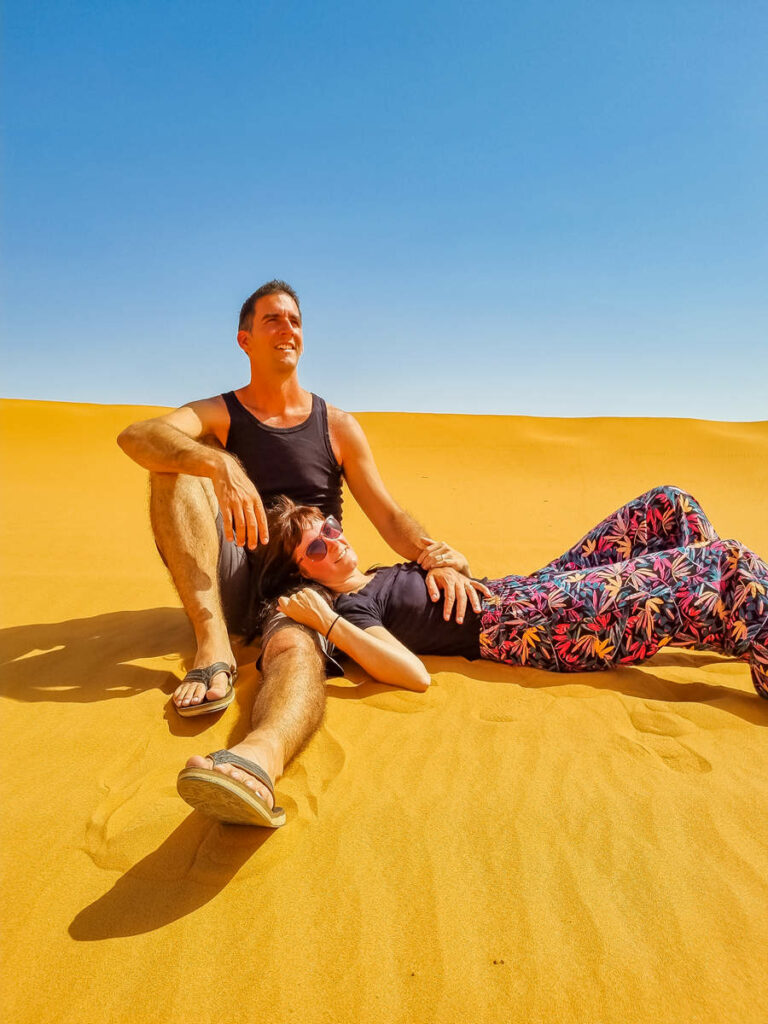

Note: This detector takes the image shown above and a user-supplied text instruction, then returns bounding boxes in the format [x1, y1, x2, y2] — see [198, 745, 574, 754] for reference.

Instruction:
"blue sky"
[3, 0, 767, 418]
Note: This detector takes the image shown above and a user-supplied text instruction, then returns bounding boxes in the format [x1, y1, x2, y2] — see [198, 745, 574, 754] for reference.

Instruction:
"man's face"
[237, 292, 303, 371]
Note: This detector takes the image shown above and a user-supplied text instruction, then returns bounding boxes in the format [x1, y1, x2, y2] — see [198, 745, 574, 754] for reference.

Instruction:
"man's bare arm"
[330, 409, 489, 620]
[116, 398, 269, 547]
[330, 408, 429, 561]
[117, 397, 228, 470]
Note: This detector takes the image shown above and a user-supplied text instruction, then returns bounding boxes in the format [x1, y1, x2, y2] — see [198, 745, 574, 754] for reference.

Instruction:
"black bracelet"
[325, 614, 341, 640]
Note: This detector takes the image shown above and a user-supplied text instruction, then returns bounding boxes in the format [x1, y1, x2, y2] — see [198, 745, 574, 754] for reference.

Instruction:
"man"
[118, 280, 486, 827]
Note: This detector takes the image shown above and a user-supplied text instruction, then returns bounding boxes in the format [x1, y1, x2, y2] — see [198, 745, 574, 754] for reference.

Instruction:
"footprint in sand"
[85, 764, 192, 876]
[357, 680, 447, 714]
[85, 726, 349, 879]
[474, 693, 555, 724]
[626, 706, 712, 774]
[278, 722, 347, 822]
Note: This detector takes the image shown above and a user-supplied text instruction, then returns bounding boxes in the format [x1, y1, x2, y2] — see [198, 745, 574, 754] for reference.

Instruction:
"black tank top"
[222, 391, 343, 520]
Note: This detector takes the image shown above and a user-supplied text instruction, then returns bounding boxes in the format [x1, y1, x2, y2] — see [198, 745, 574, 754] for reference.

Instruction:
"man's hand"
[278, 589, 336, 634]
[425, 567, 492, 624]
[417, 537, 471, 575]
[117, 397, 270, 550]
[212, 455, 269, 548]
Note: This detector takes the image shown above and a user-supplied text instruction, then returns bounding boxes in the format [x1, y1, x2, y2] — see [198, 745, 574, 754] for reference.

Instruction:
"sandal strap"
[182, 663, 235, 691]
[207, 749, 275, 800]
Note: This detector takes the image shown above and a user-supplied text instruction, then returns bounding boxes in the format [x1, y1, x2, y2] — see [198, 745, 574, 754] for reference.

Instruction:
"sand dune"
[1, 398, 767, 1024]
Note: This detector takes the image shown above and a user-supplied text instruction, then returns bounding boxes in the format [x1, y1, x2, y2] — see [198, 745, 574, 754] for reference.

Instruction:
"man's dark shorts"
[215, 512, 343, 675]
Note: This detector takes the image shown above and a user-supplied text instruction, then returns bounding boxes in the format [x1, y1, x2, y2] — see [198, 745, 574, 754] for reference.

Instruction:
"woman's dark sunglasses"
[301, 516, 343, 562]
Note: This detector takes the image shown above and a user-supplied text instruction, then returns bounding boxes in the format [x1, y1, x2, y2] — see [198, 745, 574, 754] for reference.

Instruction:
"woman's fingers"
[467, 583, 482, 614]
[446, 579, 487, 623]
[426, 568, 489, 622]
[442, 585, 456, 622]
[453, 585, 468, 624]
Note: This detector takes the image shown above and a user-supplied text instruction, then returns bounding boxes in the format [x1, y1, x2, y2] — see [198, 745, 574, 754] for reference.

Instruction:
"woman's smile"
[294, 520, 370, 592]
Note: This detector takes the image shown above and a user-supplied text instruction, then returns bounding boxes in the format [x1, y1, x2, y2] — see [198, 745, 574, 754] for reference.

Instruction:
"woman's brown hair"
[244, 496, 325, 638]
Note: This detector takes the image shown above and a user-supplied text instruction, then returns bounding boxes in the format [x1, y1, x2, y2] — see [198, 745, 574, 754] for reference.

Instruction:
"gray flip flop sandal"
[174, 662, 237, 717]
[176, 749, 286, 827]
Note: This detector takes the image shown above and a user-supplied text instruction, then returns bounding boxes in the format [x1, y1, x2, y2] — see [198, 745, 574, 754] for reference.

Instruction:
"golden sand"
[1, 398, 767, 1024]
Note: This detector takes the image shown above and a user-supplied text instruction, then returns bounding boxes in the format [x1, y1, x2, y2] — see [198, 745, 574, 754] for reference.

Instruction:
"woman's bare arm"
[330, 621, 431, 692]
[278, 589, 431, 692]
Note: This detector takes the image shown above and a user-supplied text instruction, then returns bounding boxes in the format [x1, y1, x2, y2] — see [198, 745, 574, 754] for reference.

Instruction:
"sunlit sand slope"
[1, 398, 767, 1024]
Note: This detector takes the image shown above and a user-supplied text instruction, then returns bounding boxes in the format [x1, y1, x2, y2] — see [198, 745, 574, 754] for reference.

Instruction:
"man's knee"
[644, 484, 689, 505]
[150, 470, 214, 500]
[262, 622, 323, 669]
[150, 471, 218, 520]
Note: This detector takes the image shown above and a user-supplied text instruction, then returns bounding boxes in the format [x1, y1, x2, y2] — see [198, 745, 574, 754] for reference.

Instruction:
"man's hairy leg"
[184, 625, 326, 809]
[150, 471, 234, 708]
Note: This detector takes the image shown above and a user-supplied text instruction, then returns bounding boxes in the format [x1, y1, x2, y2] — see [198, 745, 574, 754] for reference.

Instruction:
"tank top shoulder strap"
[221, 390, 247, 434]
[310, 394, 339, 466]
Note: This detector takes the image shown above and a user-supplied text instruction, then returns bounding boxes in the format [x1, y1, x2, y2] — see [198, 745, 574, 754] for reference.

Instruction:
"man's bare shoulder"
[326, 403, 363, 440]
[123, 393, 229, 442]
[326, 403, 361, 434]
[184, 394, 228, 420]
[173, 394, 230, 443]
[326, 404, 377, 468]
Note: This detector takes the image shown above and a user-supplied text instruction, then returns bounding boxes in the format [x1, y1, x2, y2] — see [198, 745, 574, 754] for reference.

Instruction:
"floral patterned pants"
[478, 486, 768, 698]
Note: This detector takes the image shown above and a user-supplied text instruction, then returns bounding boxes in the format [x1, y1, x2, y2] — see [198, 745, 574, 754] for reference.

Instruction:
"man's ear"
[236, 330, 251, 354]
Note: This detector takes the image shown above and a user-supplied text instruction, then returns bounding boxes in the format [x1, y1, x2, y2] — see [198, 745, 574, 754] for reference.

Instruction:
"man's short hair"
[238, 280, 301, 332]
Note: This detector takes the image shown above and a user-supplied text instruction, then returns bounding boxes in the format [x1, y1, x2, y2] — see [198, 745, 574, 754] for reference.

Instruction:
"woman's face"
[293, 516, 358, 588]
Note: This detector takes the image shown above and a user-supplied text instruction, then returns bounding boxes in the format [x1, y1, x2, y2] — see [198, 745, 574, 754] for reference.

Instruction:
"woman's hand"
[278, 588, 336, 634]
[417, 537, 471, 575]
[425, 567, 491, 623]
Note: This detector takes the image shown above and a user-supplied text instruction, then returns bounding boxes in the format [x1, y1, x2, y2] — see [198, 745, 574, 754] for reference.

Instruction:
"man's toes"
[182, 757, 275, 809]
[179, 683, 206, 706]
[205, 671, 230, 702]
[185, 754, 213, 770]
[173, 683, 194, 706]
[213, 764, 273, 808]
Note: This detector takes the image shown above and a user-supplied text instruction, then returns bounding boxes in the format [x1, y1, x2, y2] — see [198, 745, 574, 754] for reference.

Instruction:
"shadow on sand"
[0, 607, 194, 704]
[332, 650, 767, 724]
[69, 812, 276, 940]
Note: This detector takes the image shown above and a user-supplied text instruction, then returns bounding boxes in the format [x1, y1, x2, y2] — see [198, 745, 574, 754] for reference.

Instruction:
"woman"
[271, 486, 768, 698]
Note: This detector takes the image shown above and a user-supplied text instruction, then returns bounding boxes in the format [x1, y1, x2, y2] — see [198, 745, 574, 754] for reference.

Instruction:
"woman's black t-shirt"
[333, 562, 482, 659]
